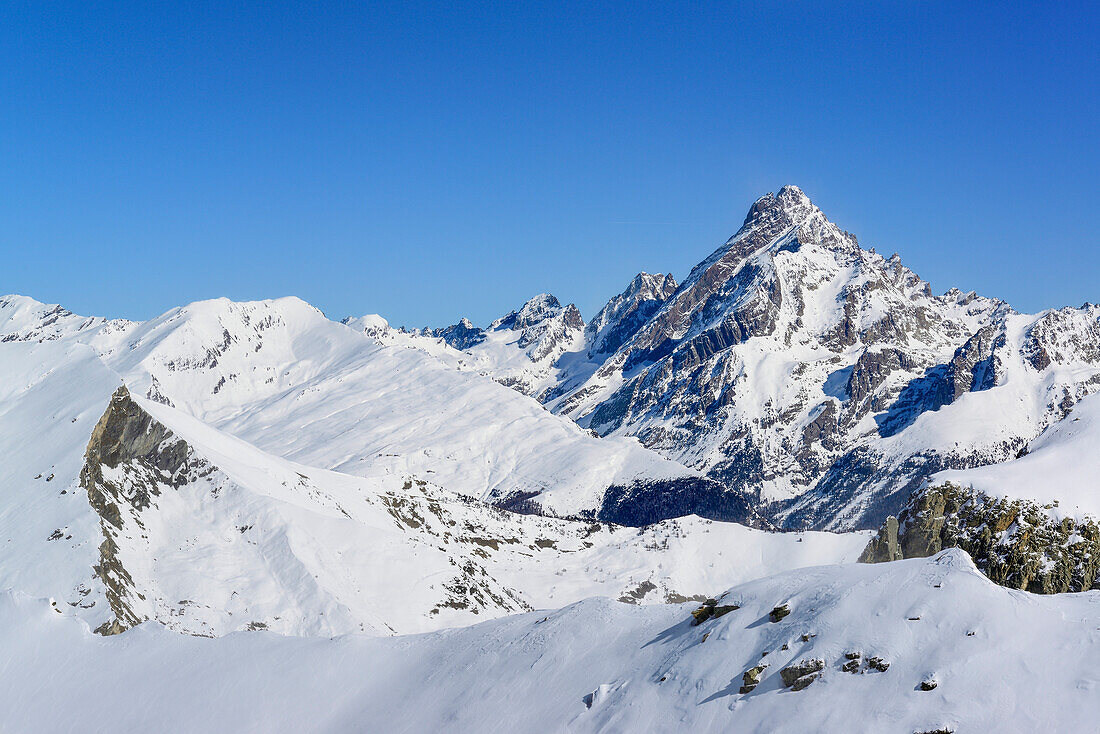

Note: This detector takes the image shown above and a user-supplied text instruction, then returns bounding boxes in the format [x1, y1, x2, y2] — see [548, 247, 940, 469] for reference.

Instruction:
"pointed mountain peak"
[493, 293, 574, 331]
[518, 293, 563, 316]
[777, 184, 810, 203]
[625, 272, 678, 299]
[743, 185, 816, 226]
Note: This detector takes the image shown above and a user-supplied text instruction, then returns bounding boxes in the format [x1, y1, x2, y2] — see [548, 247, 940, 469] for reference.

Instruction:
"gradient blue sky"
[3, 2, 1097, 327]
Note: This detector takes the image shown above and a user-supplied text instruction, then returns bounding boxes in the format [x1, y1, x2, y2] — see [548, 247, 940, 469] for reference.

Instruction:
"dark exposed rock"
[80, 386, 213, 634]
[82, 386, 191, 490]
[790, 673, 820, 691]
[94, 618, 127, 636]
[595, 477, 763, 528]
[867, 656, 890, 672]
[769, 603, 791, 623]
[858, 516, 900, 564]
[739, 663, 768, 694]
[617, 580, 657, 604]
[846, 348, 917, 406]
[780, 658, 824, 688]
[422, 318, 486, 350]
[690, 597, 740, 625]
[801, 400, 840, 452]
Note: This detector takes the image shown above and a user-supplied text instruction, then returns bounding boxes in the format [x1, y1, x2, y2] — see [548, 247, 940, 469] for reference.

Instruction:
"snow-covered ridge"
[5, 186, 1099, 538]
[0, 292, 704, 519]
[934, 390, 1100, 519]
[6, 374, 866, 638]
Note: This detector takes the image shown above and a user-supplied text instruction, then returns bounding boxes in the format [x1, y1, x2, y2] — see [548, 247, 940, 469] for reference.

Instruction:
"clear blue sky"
[3, 2, 1097, 327]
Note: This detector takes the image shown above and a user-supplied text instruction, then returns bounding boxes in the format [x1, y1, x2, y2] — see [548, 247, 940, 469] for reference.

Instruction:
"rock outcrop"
[860, 482, 1100, 593]
[80, 386, 211, 634]
[780, 658, 824, 690]
[420, 317, 486, 350]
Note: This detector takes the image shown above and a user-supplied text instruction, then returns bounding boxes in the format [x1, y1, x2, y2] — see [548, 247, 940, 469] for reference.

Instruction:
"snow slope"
[0, 294, 701, 518]
[0, 338, 865, 638]
[0, 337, 122, 617]
[88, 389, 867, 636]
[5, 549, 1098, 733]
[934, 390, 1100, 519]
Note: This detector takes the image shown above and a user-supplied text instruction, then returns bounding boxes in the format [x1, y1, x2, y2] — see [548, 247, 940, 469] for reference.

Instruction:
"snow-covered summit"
[398, 187, 1100, 532]
[340, 313, 390, 337]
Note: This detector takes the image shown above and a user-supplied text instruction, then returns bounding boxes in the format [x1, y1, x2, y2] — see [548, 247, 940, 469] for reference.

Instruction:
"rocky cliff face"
[585, 272, 678, 359]
[859, 482, 1100, 594]
[79, 386, 211, 633]
[527, 188, 1099, 530]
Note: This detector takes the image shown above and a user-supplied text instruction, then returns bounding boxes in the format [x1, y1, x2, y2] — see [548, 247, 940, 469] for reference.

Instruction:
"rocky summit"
[393, 186, 1100, 532]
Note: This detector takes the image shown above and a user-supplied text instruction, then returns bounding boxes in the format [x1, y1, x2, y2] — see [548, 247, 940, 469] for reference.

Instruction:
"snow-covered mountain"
[7, 548, 1100, 732]
[3, 184, 1100, 732]
[0, 294, 744, 523]
[396, 187, 1100, 532]
[8, 185, 1097, 538]
[0, 292, 850, 639]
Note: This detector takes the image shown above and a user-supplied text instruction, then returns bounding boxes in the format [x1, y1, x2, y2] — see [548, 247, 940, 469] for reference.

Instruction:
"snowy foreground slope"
[5, 550, 1099, 733]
